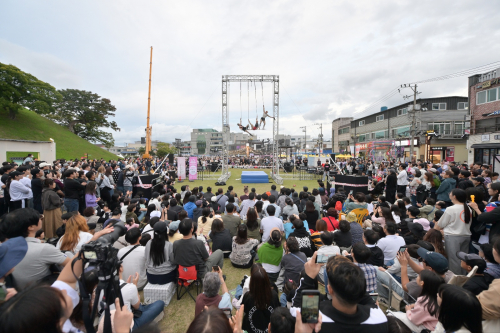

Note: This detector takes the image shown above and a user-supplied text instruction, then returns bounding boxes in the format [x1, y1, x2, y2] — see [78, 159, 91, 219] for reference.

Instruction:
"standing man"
[397, 164, 409, 196]
[323, 160, 330, 182]
[63, 169, 87, 213]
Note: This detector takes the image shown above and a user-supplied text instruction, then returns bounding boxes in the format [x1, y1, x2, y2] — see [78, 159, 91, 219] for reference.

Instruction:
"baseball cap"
[417, 248, 449, 274]
[0, 237, 28, 278]
[472, 177, 485, 183]
[150, 211, 161, 218]
[456, 252, 485, 265]
[39, 162, 51, 168]
[169, 220, 180, 232]
[153, 221, 168, 234]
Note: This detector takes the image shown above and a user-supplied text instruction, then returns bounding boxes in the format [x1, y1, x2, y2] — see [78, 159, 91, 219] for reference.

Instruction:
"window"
[432, 103, 447, 110]
[397, 108, 408, 116]
[428, 123, 451, 135]
[392, 126, 410, 138]
[338, 127, 350, 135]
[375, 130, 387, 139]
[477, 87, 500, 105]
[376, 115, 384, 122]
[457, 102, 468, 110]
[454, 122, 464, 135]
[359, 120, 365, 126]
[488, 88, 498, 103]
[357, 134, 366, 142]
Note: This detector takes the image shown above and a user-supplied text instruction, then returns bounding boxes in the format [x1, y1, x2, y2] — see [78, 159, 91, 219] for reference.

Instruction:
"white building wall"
[0, 140, 56, 162]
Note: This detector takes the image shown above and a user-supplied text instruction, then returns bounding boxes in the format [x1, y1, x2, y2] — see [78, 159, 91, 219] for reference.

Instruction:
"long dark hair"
[150, 227, 168, 267]
[438, 284, 483, 333]
[246, 207, 259, 231]
[424, 229, 446, 257]
[380, 207, 395, 223]
[0, 284, 66, 333]
[451, 188, 471, 223]
[254, 200, 263, 213]
[201, 207, 211, 223]
[489, 182, 500, 202]
[143, 204, 157, 224]
[305, 201, 315, 212]
[211, 219, 224, 234]
[418, 270, 444, 317]
[235, 224, 248, 245]
[182, 191, 192, 205]
[85, 181, 97, 195]
[186, 307, 232, 333]
[249, 264, 272, 310]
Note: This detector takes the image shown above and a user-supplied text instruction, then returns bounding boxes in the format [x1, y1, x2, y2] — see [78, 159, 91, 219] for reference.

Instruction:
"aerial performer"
[259, 106, 275, 130]
[237, 122, 254, 137]
[248, 117, 259, 131]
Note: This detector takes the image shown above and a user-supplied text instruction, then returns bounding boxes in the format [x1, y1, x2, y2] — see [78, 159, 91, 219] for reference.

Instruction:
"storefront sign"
[430, 146, 445, 151]
[483, 110, 500, 117]
[482, 134, 490, 142]
[482, 81, 492, 88]
[395, 139, 418, 147]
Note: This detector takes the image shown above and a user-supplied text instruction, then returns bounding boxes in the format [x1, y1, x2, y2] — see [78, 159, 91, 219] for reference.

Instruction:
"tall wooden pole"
[143, 46, 153, 159]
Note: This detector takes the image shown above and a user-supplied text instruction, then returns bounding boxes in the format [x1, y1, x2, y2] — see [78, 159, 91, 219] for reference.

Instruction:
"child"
[417, 197, 436, 222]
[137, 198, 148, 221]
[125, 217, 139, 230]
[121, 198, 130, 222]
[388, 270, 444, 332]
[435, 201, 446, 212]
[126, 203, 140, 225]
[35, 229, 45, 242]
[85, 181, 100, 209]
[280, 280, 297, 308]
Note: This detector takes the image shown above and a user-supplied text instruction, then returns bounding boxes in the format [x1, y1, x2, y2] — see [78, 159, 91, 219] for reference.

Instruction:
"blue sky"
[1, 0, 500, 145]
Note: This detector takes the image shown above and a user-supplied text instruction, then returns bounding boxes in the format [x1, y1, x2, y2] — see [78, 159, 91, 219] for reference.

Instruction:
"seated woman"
[289, 218, 315, 257]
[281, 237, 307, 284]
[209, 219, 232, 257]
[310, 219, 328, 249]
[144, 221, 177, 284]
[282, 197, 299, 219]
[56, 214, 110, 255]
[230, 224, 259, 268]
[332, 220, 352, 248]
[197, 207, 214, 238]
[82, 207, 99, 225]
[245, 207, 262, 241]
[322, 207, 340, 231]
[257, 229, 283, 282]
[195, 269, 232, 316]
[242, 264, 280, 333]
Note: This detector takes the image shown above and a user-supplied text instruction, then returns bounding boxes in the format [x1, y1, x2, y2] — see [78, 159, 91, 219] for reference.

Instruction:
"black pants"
[397, 185, 407, 196]
[100, 187, 112, 205]
[10, 199, 24, 212]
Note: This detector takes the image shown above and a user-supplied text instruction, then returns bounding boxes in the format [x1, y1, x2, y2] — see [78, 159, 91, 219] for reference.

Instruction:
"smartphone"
[301, 290, 320, 323]
[315, 253, 335, 264]
[212, 265, 219, 272]
[399, 246, 407, 253]
[349, 190, 353, 195]
[369, 292, 379, 301]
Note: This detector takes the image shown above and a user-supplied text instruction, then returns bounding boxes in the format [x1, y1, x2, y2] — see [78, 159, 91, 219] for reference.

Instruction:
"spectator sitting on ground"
[281, 236, 307, 284]
[117, 228, 148, 290]
[260, 205, 284, 243]
[317, 231, 340, 285]
[209, 219, 232, 257]
[322, 207, 339, 231]
[173, 218, 224, 279]
[194, 269, 232, 316]
[457, 251, 489, 296]
[257, 229, 283, 282]
[363, 229, 384, 267]
[230, 224, 259, 268]
[288, 217, 315, 257]
[310, 219, 328, 249]
[333, 220, 352, 248]
[222, 202, 241, 237]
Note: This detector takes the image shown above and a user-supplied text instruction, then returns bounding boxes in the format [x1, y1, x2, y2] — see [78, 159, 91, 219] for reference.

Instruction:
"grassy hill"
[0, 108, 119, 160]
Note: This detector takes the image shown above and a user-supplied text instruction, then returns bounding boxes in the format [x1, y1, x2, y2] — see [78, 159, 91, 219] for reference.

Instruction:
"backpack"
[433, 175, 441, 189]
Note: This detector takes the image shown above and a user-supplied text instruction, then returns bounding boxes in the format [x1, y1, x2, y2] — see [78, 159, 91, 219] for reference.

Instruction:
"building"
[106, 145, 138, 156]
[126, 140, 162, 150]
[332, 117, 354, 154]
[468, 68, 500, 168]
[340, 96, 468, 162]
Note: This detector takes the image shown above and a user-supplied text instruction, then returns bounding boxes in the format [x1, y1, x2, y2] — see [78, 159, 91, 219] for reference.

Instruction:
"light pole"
[313, 123, 323, 154]
[300, 126, 306, 153]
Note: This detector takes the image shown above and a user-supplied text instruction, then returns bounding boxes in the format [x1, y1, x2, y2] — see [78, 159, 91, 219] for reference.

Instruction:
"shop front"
[427, 146, 457, 164]
[471, 143, 500, 168]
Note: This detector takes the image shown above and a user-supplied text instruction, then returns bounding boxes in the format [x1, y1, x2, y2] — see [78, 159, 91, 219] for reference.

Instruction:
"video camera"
[81, 221, 127, 263]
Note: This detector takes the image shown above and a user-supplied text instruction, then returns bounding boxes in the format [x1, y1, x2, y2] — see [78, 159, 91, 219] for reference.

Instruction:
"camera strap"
[120, 245, 140, 261]
[71, 254, 97, 333]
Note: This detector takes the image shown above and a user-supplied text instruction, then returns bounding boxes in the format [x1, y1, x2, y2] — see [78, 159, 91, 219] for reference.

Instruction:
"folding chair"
[447, 265, 478, 287]
[177, 265, 200, 301]
[382, 271, 416, 312]
[351, 208, 369, 227]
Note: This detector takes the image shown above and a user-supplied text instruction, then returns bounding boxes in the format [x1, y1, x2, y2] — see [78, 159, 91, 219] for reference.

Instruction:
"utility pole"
[401, 84, 420, 163]
[300, 126, 306, 153]
[314, 123, 323, 153]
[143, 46, 153, 159]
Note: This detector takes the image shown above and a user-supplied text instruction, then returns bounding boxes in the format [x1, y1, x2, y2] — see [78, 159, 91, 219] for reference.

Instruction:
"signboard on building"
[482, 134, 490, 142]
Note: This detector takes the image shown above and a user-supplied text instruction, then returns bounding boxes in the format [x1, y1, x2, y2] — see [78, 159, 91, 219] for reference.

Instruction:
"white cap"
[39, 162, 51, 168]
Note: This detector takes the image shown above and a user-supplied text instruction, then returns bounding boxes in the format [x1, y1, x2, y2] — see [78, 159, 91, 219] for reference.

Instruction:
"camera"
[81, 221, 127, 263]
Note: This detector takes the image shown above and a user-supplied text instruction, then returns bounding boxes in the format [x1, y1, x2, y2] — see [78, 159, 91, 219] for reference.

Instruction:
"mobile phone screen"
[315, 253, 334, 264]
[399, 246, 407, 253]
[301, 292, 320, 323]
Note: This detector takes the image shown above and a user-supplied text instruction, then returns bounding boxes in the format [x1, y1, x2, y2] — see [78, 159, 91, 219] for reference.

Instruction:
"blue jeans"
[410, 195, 417, 207]
[116, 186, 124, 195]
[124, 186, 133, 195]
[133, 301, 165, 329]
[64, 198, 79, 213]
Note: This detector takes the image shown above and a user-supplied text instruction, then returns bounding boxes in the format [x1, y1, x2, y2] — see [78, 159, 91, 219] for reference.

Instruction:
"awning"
[470, 143, 500, 149]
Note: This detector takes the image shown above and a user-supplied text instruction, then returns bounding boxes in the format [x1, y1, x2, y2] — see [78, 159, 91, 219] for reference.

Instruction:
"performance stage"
[334, 175, 369, 194]
[241, 171, 269, 183]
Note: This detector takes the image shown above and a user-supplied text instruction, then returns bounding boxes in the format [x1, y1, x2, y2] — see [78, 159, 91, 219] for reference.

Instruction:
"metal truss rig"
[220, 75, 282, 184]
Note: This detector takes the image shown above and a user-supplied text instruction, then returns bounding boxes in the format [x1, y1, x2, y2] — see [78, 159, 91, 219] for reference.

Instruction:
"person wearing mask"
[144, 221, 176, 284]
[241, 264, 280, 333]
[434, 189, 472, 274]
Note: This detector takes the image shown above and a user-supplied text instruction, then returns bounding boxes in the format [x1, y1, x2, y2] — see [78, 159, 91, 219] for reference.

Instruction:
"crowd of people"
[1, 156, 500, 333]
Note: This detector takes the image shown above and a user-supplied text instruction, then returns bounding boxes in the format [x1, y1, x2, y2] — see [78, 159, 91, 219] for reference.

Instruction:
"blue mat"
[241, 171, 269, 183]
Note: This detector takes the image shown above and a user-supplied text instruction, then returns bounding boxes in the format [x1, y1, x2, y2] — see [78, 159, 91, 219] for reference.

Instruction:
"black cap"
[472, 177, 485, 183]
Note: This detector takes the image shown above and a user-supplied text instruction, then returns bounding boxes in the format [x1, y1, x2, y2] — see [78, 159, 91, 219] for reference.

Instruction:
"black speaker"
[330, 154, 335, 161]
[211, 162, 218, 172]
[168, 154, 174, 164]
[132, 175, 156, 199]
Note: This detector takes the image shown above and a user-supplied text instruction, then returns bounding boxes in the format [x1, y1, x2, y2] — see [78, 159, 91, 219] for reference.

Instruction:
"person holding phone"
[291, 252, 388, 332]
[344, 192, 368, 214]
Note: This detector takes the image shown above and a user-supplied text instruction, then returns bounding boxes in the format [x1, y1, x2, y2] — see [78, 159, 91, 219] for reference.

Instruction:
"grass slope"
[0, 108, 118, 160]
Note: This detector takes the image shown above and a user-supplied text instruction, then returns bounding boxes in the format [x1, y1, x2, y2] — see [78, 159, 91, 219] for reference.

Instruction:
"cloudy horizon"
[2, 0, 499, 146]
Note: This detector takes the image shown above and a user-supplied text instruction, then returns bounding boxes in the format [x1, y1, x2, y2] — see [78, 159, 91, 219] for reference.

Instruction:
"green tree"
[0, 62, 61, 119]
[48, 89, 120, 147]
[156, 142, 177, 158]
[137, 146, 146, 156]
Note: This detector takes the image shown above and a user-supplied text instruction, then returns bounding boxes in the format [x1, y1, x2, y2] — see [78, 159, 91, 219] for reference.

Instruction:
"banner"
[189, 157, 198, 181]
[177, 157, 186, 180]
